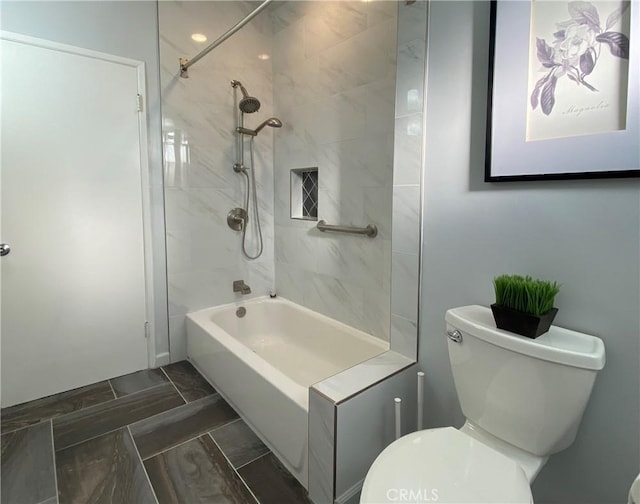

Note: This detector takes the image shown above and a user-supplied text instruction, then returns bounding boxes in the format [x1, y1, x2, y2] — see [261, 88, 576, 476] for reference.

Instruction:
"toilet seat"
[360, 427, 533, 504]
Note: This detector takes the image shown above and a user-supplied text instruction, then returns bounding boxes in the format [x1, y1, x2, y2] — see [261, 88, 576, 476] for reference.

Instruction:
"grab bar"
[316, 220, 378, 238]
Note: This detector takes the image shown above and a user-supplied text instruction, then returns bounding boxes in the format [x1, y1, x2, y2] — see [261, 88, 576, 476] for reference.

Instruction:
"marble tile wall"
[389, 0, 428, 359]
[306, 4, 428, 499]
[308, 389, 336, 504]
[161, 0, 425, 358]
[159, 2, 276, 361]
[334, 363, 418, 501]
[271, 1, 398, 341]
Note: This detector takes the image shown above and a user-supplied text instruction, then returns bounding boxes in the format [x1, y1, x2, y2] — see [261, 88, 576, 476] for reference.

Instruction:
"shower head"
[236, 117, 283, 137]
[231, 79, 261, 114]
[240, 96, 261, 114]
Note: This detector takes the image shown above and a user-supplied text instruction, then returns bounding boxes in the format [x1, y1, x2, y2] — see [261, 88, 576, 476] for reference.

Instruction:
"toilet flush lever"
[447, 329, 462, 343]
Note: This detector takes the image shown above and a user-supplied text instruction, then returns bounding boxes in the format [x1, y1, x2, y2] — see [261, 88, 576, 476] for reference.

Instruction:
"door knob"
[0, 243, 10, 257]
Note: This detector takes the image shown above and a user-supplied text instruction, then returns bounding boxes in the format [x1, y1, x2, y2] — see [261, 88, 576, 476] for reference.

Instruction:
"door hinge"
[136, 94, 144, 112]
[144, 321, 150, 338]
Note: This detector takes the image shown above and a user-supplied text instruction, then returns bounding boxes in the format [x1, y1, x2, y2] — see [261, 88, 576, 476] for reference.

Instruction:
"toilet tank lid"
[445, 305, 605, 370]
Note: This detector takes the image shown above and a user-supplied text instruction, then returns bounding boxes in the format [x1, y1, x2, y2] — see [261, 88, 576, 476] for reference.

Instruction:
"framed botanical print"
[485, 0, 640, 181]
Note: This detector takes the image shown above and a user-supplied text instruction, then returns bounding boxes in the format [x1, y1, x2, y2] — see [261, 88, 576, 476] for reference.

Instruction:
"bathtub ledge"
[311, 350, 414, 404]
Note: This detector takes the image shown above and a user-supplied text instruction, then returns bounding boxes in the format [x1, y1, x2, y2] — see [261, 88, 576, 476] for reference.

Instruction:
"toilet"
[361, 305, 606, 504]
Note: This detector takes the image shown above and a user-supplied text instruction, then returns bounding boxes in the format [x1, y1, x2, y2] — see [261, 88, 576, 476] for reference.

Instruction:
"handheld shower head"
[236, 117, 283, 137]
[231, 79, 261, 114]
[254, 117, 283, 134]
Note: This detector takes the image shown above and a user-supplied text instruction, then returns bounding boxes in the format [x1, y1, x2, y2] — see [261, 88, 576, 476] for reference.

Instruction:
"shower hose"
[241, 136, 264, 260]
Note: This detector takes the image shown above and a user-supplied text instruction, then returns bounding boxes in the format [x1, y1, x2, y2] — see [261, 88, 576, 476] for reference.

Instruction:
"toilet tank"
[445, 305, 605, 457]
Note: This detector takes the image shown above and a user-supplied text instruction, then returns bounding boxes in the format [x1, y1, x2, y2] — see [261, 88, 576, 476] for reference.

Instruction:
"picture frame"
[485, 0, 640, 182]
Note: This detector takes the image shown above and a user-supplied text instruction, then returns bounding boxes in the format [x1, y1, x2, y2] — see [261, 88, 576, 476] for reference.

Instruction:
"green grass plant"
[493, 274, 560, 316]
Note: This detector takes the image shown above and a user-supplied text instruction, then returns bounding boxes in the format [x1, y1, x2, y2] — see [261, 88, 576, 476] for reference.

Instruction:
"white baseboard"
[154, 352, 171, 367]
[335, 478, 364, 504]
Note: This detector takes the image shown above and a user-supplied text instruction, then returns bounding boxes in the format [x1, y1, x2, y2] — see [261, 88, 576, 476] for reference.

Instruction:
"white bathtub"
[186, 296, 388, 488]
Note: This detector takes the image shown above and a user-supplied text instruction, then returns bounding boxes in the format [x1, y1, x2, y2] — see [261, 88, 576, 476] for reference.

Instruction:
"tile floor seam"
[235, 450, 272, 471]
[52, 383, 182, 452]
[52, 382, 174, 428]
[1, 418, 51, 436]
[208, 416, 242, 433]
[159, 366, 189, 404]
[187, 359, 220, 396]
[54, 425, 129, 453]
[130, 390, 214, 429]
[1, 381, 118, 435]
[127, 425, 160, 504]
[54, 393, 190, 454]
[136, 421, 237, 462]
[208, 432, 261, 504]
[53, 401, 184, 453]
[49, 420, 60, 504]
[123, 392, 209, 436]
[106, 379, 117, 399]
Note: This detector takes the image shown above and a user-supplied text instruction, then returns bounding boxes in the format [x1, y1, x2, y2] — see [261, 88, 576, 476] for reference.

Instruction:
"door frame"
[0, 30, 159, 368]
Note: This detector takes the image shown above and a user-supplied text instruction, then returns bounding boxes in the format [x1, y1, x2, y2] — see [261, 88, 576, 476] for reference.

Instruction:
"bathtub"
[186, 296, 388, 488]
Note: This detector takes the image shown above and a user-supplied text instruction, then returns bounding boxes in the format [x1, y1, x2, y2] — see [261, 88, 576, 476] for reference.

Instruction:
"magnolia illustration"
[530, 1, 630, 116]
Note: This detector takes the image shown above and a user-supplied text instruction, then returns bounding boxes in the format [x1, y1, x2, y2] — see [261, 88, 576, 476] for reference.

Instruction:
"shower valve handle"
[227, 208, 248, 232]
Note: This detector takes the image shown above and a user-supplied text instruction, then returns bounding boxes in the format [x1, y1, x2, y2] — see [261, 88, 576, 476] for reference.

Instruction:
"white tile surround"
[160, 0, 425, 357]
[306, 4, 428, 502]
[159, 1, 276, 361]
[334, 363, 418, 500]
[390, 1, 428, 359]
[308, 353, 417, 503]
[271, 1, 398, 342]
[308, 388, 336, 504]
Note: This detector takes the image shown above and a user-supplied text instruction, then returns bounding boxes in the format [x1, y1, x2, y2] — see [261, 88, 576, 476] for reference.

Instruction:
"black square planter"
[490, 304, 558, 339]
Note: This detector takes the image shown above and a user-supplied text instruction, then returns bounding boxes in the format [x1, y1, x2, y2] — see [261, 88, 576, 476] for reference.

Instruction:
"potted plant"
[491, 274, 560, 339]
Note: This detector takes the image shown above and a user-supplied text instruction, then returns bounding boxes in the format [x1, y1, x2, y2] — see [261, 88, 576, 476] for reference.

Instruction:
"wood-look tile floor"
[1, 361, 312, 504]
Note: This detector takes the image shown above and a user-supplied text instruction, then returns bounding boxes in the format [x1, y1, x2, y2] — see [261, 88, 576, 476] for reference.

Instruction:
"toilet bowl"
[361, 305, 605, 504]
[362, 427, 532, 504]
[629, 473, 640, 504]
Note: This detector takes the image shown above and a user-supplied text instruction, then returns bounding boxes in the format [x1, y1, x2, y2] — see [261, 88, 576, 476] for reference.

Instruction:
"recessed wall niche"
[290, 167, 318, 221]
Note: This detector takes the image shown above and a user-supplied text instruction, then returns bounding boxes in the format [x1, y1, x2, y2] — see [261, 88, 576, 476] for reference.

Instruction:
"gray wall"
[1, 1, 170, 359]
[419, 2, 640, 503]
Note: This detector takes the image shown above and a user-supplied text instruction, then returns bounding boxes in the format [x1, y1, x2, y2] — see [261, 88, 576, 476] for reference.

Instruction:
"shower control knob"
[447, 329, 462, 343]
[0, 243, 10, 257]
[227, 208, 248, 232]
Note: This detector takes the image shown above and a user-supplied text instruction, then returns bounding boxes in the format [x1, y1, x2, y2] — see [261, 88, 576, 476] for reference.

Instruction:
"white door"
[1, 33, 151, 407]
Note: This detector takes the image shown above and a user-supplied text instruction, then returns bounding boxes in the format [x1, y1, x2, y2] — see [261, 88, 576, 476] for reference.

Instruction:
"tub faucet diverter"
[233, 280, 251, 295]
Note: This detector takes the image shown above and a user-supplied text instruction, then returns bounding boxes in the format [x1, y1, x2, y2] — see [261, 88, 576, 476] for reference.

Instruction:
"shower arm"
[179, 0, 274, 78]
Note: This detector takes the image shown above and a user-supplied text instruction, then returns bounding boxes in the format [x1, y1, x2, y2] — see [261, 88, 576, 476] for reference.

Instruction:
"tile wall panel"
[160, 0, 426, 356]
[159, 2, 276, 361]
[272, 1, 398, 341]
[390, 1, 428, 359]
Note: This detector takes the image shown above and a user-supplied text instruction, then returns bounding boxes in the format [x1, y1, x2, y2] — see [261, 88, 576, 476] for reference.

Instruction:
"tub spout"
[233, 280, 251, 295]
